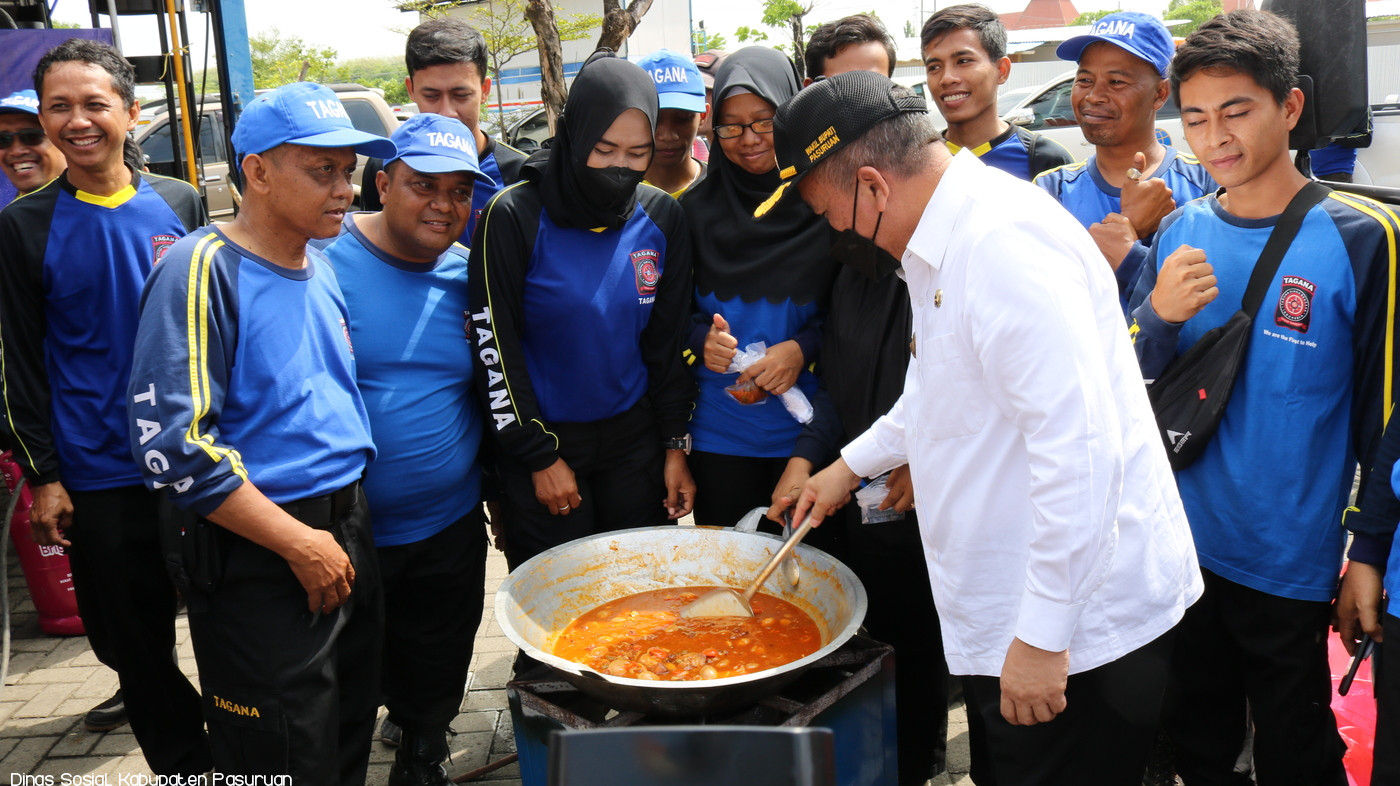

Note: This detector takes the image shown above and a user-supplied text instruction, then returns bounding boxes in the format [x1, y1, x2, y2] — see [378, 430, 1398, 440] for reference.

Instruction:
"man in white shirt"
[758, 70, 1202, 784]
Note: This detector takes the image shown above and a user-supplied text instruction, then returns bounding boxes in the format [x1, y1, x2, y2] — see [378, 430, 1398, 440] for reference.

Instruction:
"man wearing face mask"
[767, 71, 1202, 785]
[468, 50, 696, 575]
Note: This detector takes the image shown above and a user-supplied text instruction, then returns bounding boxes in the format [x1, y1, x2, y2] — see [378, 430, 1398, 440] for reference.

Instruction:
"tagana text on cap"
[230, 82, 398, 164]
[386, 113, 495, 185]
[1055, 12, 1175, 78]
[636, 49, 706, 113]
[0, 89, 40, 116]
[754, 70, 925, 219]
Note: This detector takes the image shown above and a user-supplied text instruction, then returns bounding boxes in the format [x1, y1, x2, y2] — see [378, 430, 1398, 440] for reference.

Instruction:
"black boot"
[387, 726, 450, 786]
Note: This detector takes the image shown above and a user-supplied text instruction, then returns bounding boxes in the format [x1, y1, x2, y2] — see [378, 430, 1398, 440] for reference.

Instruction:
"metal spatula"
[680, 513, 816, 618]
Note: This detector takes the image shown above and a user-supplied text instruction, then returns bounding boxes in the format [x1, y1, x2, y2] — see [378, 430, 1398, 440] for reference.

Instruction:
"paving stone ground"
[2, 517, 971, 785]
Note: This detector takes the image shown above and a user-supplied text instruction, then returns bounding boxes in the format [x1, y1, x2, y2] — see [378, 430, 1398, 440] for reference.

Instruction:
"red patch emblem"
[1275, 275, 1315, 333]
[151, 234, 178, 265]
[630, 249, 660, 296]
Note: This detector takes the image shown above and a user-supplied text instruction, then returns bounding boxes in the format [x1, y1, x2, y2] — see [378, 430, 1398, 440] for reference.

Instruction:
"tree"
[904, 20, 916, 38]
[1071, 10, 1115, 26]
[694, 30, 727, 51]
[597, 0, 655, 52]
[734, 25, 769, 44]
[1164, 0, 1223, 38]
[761, 0, 815, 82]
[249, 29, 338, 88]
[526, 0, 570, 132]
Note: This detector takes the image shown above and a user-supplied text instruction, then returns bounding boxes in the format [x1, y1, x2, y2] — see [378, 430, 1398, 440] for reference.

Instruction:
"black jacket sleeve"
[637, 187, 696, 440]
[0, 185, 61, 484]
[467, 183, 560, 472]
[1342, 195, 1400, 558]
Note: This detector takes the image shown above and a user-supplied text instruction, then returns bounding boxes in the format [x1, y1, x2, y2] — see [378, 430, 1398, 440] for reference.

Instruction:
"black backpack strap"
[1241, 180, 1331, 315]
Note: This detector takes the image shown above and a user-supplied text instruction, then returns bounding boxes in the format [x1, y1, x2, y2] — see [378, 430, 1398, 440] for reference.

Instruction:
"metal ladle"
[680, 513, 816, 618]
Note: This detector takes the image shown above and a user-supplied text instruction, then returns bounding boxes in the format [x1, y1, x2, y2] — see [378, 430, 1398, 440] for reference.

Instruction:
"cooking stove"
[507, 635, 897, 786]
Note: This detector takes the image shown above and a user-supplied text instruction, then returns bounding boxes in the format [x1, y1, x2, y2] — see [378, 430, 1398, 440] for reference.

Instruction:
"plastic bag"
[725, 342, 813, 424]
[853, 473, 906, 524]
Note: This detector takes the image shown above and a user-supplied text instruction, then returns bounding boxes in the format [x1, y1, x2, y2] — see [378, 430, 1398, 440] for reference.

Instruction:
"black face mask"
[829, 182, 902, 281]
[579, 164, 646, 214]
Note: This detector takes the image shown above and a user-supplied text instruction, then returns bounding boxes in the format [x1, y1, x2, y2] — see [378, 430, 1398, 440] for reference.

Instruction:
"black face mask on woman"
[829, 181, 902, 281]
[580, 164, 647, 212]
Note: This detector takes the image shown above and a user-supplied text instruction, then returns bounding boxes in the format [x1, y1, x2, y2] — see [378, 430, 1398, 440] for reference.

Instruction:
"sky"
[47, 0, 1167, 75]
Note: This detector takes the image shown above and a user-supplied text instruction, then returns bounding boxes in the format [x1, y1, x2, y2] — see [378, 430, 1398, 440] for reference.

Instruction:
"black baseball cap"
[754, 70, 926, 219]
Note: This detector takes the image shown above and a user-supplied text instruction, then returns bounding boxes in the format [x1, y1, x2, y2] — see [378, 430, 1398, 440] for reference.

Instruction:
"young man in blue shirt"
[921, 4, 1072, 181]
[361, 17, 524, 242]
[0, 40, 211, 773]
[319, 113, 492, 786]
[127, 82, 397, 785]
[1036, 12, 1216, 307]
[1128, 12, 1400, 783]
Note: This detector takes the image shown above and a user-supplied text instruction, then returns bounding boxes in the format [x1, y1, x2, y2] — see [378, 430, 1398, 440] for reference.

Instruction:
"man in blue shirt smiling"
[320, 112, 493, 786]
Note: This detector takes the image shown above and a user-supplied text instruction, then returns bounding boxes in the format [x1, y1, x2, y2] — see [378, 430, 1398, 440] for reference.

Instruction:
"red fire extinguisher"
[2, 451, 83, 636]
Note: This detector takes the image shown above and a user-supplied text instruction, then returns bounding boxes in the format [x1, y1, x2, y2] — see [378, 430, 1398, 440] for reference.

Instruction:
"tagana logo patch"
[151, 235, 178, 265]
[1275, 275, 1315, 333]
[630, 249, 660, 296]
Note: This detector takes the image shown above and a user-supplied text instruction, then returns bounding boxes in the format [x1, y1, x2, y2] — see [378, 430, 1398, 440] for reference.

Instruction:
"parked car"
[134, 84, 400, 218]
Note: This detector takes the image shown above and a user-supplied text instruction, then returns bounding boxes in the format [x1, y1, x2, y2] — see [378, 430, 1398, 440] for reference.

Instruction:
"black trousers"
[498, 402, 669, 571]
[186, 485, 383, 786]
[837, 506, 948, 785]
[687, 450, 844, 556]
[1371, 612, 1399, 782]
[378, 507, 488, 734]
[963, 628, 1176, 786]
[67, 485, 211, 775]
[1162, 569, 1346, 786]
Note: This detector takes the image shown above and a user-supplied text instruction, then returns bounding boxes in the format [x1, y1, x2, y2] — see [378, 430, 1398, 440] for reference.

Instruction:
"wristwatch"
[664, 434, 692, 455]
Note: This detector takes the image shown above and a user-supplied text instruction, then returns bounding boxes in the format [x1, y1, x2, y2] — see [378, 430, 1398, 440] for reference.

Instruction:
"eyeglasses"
[0, 129, 46, 149]
[713, 118, 775, 139]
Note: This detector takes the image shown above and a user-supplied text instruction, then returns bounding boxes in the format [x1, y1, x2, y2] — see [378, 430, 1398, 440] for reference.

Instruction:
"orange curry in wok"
[553, 587, 822, 681]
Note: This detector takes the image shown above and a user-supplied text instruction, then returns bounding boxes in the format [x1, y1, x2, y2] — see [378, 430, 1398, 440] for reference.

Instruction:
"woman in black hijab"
[679, 47, 839, 530]
[467, 51, 696, 571]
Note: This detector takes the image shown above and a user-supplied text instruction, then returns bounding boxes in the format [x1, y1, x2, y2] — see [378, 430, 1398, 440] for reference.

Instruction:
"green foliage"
[1071, 9, 1114, 25]
[734, 25, 768, 43]
[328, 56, 411, 105]
[249, 28, 339, 89]
[51, 20, 81, 29]
[760, 0, 806, 29]
[695, 31, 728, 51]
[1165, 0, 1223, 37]
[904, 20, 916, 38]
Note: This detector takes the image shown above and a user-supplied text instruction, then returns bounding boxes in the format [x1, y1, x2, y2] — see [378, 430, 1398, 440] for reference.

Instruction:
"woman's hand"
[532, 458, 583, 516]
[703, 313, 738, 373]
[741, 339, 804, 395]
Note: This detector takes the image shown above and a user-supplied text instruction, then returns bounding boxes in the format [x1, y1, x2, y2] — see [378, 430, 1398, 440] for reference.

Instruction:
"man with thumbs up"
[1035, 12, 1216, 311]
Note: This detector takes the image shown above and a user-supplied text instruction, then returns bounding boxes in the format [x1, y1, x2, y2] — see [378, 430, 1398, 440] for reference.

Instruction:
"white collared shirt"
[843, 151, 1202, 677]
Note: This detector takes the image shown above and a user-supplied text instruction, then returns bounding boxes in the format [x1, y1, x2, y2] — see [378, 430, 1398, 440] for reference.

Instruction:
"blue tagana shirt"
[1037, 147, 1216, 307]
[321, 216, 483, 547]
[128, 226, 375, 516]
[688, 292, 822, 457]
[1130, 190, 1400, 602]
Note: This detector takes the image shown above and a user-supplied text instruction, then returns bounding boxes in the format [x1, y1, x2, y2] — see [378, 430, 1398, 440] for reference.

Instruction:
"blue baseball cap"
[1056, 12, 1175, 78]
[231, 82, 398, 163]
[0, 89, 40, 116]
[385, 113, 495, 186]
[636, 49, 706, 113]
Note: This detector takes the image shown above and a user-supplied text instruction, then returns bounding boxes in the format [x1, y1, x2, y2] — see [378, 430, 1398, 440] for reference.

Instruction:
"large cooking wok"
[495, 510, 868, 716]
